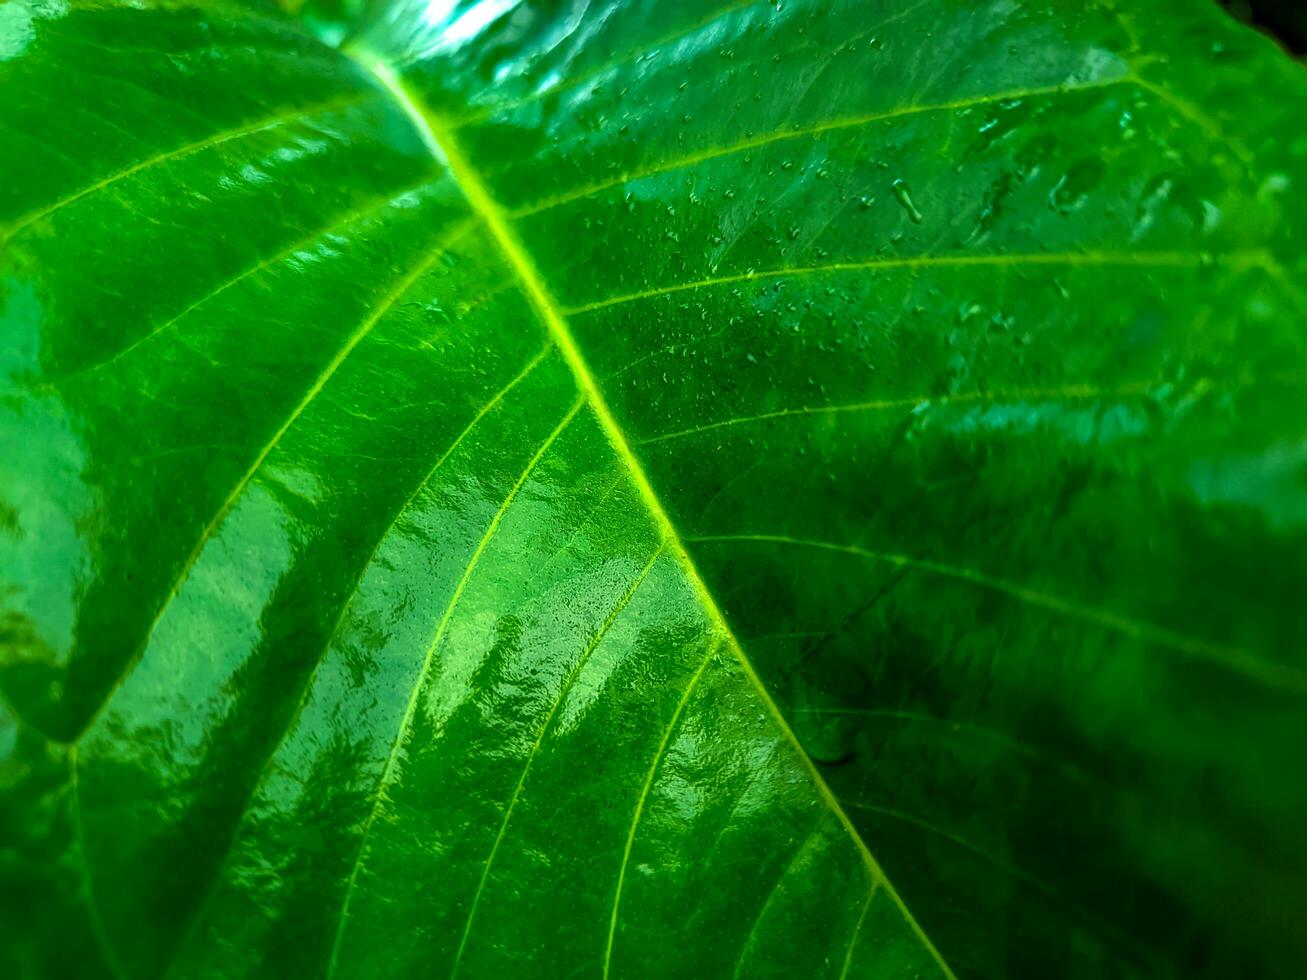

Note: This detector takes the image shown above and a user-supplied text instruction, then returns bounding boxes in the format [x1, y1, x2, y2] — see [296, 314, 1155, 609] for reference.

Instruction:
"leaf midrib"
[344, 46, 958, 980]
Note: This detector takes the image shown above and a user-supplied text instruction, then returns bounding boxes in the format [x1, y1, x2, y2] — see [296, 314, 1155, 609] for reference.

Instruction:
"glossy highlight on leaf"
[1, 1, 1305, 978]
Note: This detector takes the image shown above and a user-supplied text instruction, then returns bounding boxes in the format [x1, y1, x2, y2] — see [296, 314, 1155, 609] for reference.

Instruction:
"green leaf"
[2, 1, 1304, 977]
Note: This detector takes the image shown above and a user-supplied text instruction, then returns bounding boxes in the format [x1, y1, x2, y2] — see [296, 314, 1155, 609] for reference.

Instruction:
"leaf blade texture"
[1, 1, 1305, 978]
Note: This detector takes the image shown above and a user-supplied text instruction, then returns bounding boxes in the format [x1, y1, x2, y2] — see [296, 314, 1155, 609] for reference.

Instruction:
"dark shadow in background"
[1222, 0, 1307, 53]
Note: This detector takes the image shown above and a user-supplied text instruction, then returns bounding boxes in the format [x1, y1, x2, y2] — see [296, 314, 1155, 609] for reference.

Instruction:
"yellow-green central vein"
[348, 48, 959, 980]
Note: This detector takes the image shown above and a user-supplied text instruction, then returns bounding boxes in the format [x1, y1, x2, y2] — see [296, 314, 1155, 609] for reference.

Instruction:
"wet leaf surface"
[2, 1, 1305, 978]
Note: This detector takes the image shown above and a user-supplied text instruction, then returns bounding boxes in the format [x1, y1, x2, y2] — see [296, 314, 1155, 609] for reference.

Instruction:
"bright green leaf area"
[2, 0, 1305, 977]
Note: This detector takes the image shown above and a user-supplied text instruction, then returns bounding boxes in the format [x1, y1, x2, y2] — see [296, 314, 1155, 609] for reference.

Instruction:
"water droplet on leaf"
[892, 179, 924, 223]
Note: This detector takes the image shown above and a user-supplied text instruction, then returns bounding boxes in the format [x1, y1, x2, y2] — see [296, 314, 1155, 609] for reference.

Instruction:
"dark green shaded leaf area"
[2, 0, 1305, 977]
